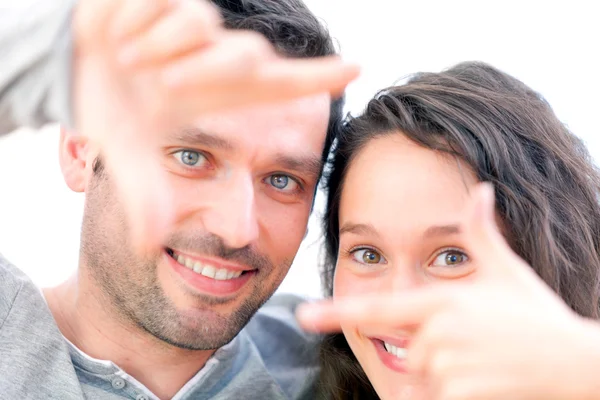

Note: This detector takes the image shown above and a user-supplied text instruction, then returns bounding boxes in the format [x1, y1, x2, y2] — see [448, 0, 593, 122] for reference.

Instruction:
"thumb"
[462, 182, 529, 282]
[98, 132, 174, 256]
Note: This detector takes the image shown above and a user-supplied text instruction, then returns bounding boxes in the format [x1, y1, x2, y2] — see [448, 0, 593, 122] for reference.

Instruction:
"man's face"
[78, 95, 330, 350]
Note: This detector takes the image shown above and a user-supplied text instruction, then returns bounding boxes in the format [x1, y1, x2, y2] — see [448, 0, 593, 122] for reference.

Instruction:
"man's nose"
[202, 173, 259, 249]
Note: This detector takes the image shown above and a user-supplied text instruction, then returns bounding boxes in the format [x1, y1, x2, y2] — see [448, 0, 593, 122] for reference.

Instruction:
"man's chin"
[139, 307, 245, 351]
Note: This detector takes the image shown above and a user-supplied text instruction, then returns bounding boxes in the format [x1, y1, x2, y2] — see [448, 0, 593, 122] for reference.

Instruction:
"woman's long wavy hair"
[318, 61, 600, 399]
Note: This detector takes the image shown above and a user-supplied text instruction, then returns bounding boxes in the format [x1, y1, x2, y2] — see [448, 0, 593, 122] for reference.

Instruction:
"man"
[0, 0, 357, 399]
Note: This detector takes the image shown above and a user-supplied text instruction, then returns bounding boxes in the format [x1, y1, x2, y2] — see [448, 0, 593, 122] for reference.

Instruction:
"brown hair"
[318, 61, 600, 398]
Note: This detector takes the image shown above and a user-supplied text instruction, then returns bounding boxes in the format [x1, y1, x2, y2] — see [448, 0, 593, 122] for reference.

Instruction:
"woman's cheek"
[333, 264, 384, 298]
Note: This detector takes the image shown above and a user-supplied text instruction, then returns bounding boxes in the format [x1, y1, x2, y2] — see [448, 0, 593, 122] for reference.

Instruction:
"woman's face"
[334, 133, 479, 399]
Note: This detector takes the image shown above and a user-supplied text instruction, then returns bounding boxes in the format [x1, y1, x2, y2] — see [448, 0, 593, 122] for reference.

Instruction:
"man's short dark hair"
[212, 0, 345, 171]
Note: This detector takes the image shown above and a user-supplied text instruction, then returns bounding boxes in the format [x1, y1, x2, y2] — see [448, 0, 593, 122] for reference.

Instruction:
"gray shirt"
[0, 0, 74, 134]
[0, 257, 320, 399]
[0, 1, 320, 398]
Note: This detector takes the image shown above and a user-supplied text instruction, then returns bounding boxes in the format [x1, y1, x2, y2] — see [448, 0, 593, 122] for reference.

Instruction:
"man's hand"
[298, 184, 600, 400]
[71, 0, 359, 252]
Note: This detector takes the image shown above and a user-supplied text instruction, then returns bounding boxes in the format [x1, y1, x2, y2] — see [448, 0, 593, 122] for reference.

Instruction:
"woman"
[307, 62, 600, 399]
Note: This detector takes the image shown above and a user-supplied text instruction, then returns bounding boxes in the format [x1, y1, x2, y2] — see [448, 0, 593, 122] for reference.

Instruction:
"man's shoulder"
[244, 294, 322, 399]
[0, 254, 29, 327]
[249, 293, 321, 350]
[0, 254, 84, 399]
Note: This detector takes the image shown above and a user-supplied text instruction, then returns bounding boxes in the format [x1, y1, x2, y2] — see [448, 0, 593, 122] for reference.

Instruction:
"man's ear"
[59, 127, 92, 193]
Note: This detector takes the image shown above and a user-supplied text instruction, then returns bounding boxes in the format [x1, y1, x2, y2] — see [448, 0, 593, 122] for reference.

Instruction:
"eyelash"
[171, 149, 306, 197]
[341, 246, 468, 267]
[171, 149, 212, 170]
[263, 173, 305, 195]
[429, 247, 469, 267]
[344, 245, 386, 265]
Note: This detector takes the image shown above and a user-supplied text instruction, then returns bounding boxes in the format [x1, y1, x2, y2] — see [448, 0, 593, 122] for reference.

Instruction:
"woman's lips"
[370, 336, 410, 374]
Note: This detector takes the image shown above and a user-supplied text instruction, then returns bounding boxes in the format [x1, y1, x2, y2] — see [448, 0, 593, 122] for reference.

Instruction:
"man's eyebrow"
[172, 128, 322, 178]
[173, 127, 234, 150]
[275, 154, 323, 180]
[422, 224, 461, 239]
[339, 222, 381, 238]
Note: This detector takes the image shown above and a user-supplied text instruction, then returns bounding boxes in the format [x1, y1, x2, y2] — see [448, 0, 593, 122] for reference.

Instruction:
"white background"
[1, 1, 598, 299]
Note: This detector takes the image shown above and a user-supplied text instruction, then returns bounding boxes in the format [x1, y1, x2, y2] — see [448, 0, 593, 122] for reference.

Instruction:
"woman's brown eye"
[351, 248, 385, 264]
[431, 249, 468, 267]
[445, 252, 464, 265]
[363, 250, 381, 263]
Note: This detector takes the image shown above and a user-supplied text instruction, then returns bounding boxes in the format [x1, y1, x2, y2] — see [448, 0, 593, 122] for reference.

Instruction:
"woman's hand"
[298, 184, 600, 400]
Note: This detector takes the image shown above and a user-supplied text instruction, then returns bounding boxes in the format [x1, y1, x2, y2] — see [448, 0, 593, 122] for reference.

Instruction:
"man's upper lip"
[168, 248, 255, 272]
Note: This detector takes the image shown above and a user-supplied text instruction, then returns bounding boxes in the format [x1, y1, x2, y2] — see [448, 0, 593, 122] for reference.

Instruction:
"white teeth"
[384, 342, 407, 360]
[214, 268, 229, 280]
[173, 252, 245, 280]
[201, 265, 217, 279]
[226, 271, 243, 279]
[396, 347, 407, 359]
[193, 262, 203, 273]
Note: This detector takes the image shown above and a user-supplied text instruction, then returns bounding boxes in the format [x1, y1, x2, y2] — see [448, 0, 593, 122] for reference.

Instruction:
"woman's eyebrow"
[422, 224, 461, 239]
[339, 222, 381, 238]
[340, 222, 461, 240]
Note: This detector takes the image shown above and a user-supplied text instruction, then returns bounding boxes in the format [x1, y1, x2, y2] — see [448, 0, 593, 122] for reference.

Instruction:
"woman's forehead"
[339, 134, 478, 234]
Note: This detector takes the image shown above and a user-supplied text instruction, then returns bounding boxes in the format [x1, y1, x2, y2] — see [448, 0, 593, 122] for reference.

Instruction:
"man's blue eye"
[268, 174, 299, 192]
[174, 150, 207, 167]
[270, 175, 289, 189]
[181, 151, 200, 166]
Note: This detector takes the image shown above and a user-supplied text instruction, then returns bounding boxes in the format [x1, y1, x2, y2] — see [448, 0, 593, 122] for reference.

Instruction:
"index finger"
[90, 127, 174, 256]
[257, 57, 361, 99]
[296, 285, 459, 333]
[162, 50, 360, 101]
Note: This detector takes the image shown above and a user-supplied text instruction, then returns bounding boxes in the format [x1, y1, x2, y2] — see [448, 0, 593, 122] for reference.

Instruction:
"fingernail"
[295, 303, 323, 330]
[343, 62, 362, 77]
[296, 303, 318, 320]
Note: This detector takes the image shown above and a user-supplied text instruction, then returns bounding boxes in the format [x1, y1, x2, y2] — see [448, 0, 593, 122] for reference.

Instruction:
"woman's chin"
[355, 348, 425, 400]
[368, 370, 425, 400]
